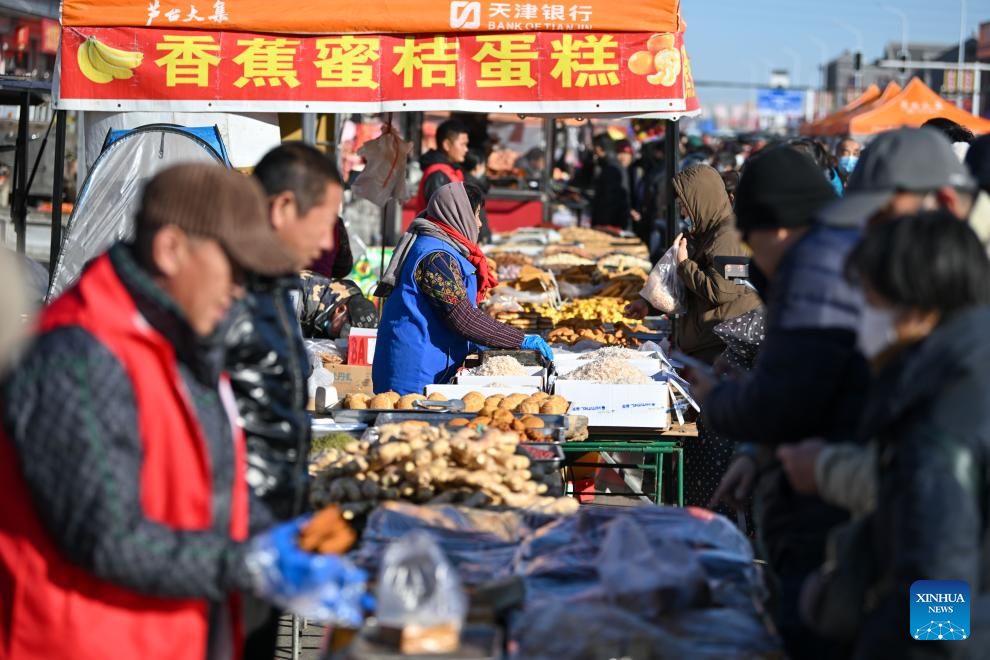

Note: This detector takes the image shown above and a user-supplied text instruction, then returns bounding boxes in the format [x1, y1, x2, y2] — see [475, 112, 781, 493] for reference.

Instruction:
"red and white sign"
[57, 26, 699, 116]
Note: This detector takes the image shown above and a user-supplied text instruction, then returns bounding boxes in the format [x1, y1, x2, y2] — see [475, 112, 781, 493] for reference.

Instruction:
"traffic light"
[854, 52, 862, 72]
[899, 52, 908, 76]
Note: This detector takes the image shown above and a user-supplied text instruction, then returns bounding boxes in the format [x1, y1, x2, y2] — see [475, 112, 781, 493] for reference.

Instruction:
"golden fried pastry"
[492, 410, 515, 425]
[540, 399, 568, 415]
[462, 392, 485, 413]
[369, 394, 394, 410]
[484, 394, 505, 408]
[345, 394, 370, 410]
[521, 415, 545, 428]
[517, 401, 541, 415]
[397, 394, 425, 410]
[427, 392, 447, 401]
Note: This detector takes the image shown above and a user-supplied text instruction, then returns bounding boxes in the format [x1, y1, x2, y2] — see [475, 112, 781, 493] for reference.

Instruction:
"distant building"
[823, 35, 986, 117]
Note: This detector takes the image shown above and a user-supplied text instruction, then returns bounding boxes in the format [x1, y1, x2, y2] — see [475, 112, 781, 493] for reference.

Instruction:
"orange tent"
[816, 82, 903, 136]
[847, 77, 990, 136]
[801, 84, 880, 135]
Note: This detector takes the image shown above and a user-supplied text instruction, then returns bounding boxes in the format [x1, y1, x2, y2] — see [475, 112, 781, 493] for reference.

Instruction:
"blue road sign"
[757, 89, 805, 115]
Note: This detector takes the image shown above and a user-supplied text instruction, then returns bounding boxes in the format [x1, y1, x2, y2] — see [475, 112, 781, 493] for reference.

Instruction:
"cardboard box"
[327, 364, 374, 396]
[554, 380, 670, 429]
[347, 328, 378, 367]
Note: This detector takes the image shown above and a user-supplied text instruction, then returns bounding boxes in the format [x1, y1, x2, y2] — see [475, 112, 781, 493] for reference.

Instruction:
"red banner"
[57, 27, 698, 116]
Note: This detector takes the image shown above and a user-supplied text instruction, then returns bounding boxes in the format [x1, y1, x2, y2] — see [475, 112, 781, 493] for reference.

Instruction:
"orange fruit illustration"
[628, 50, 654, 76]
[647, 33, 676, 54]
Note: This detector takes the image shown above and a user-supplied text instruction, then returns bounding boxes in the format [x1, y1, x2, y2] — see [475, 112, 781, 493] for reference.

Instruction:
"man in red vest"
[0, 164, 364, 660]
[413, 118, 469, 210]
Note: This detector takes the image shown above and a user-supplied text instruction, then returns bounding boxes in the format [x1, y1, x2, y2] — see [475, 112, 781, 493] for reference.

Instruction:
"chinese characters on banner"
[62, 0, 682, 36]
[58, 27, 697, 115]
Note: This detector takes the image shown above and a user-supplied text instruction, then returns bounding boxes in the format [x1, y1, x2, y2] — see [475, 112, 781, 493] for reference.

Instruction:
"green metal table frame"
[561, 438, 684, 506]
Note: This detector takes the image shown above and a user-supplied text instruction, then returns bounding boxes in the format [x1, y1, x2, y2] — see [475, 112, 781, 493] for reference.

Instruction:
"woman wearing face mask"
[628, 164, 762, 364]
[801, 211, 990, 656]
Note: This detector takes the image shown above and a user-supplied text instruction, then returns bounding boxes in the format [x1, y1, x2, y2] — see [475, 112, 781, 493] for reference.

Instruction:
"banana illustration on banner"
[77, 37, 143, 84]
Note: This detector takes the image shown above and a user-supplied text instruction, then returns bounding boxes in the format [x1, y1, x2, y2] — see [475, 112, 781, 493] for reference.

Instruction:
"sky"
[682, 0, 989, 106]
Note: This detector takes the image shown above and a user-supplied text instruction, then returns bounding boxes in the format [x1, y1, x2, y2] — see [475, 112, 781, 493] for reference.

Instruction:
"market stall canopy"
[56, 1, 699, 117]
[845, 77, 990, 136]
[800, 84, 880, 135]
[814, 82, 902, 137]
[48, 124, 229, 299]
[61, 0, 683, 35]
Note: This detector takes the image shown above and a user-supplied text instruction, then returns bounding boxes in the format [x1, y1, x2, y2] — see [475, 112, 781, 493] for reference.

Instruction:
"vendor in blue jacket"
[373, 182, 552, 394]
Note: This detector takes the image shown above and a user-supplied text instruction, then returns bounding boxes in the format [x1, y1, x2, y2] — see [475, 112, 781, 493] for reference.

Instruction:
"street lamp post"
[881, 5, 910, 84]
[958, 0, 967, 106]
[810, 36, 829, 115]
[881, 5, 909, 58]
[835, 21, 865, 95]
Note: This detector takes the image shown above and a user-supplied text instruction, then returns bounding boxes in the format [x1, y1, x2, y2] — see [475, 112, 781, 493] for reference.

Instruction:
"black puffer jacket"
[842, 307, 990, 659]
[703, 223, 870, 650]
[223, 275, 311, 520]
[420, 149, 461, 205]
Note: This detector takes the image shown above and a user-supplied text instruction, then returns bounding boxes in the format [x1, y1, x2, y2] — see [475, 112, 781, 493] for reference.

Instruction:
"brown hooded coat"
[672, 165, 762, 363]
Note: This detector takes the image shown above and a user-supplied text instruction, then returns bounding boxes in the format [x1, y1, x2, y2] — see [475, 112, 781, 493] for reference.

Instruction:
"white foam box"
[424, 384, 540, 398]
[455, 365, 545, 390]
[554, 380, 670, 429]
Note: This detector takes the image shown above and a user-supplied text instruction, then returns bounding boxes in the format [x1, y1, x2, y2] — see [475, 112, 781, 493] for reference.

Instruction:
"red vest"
[412, 163, 465, 211]
[0, 254, 249, 660]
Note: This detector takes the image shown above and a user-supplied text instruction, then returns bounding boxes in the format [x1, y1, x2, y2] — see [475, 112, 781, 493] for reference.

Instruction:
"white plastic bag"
[639, 245, 686, 315]
[352, 127, 413, 208]
[375, 531, 467, 632]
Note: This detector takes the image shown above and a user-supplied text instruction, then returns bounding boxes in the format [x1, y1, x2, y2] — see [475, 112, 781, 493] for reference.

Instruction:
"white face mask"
[857, 305, 898, 360]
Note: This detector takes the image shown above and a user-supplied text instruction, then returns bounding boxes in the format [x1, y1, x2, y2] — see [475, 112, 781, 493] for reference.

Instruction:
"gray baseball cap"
[819, 127, 977, 227]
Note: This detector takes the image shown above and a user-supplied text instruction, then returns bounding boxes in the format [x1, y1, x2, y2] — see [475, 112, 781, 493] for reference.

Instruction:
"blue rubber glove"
[521, 335, 554, 362]
[244, 516, 369, 624]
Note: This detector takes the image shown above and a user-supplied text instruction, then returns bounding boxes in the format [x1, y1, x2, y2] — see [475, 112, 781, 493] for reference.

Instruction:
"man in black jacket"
[225, 143, 343, 523]
[590, 133, 632, 230]
[223, 144, 344, 658]
[414, 118, 469, 210]
[689, 146, 870, 660]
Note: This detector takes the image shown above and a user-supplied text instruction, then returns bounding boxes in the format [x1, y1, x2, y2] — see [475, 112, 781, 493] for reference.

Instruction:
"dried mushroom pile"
[563, 358, 654, 384]
[467, 356, 530, 377]
[310, 423, 578, 516]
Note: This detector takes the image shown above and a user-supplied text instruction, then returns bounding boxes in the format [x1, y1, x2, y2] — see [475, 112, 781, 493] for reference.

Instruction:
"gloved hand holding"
[244, 516, 370, 625]
[521, 334, 554, 362]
